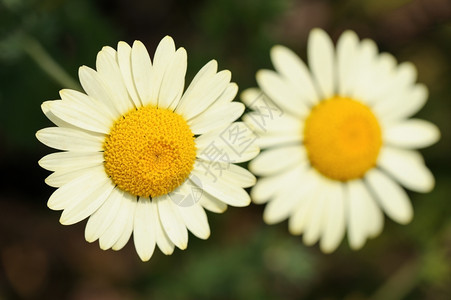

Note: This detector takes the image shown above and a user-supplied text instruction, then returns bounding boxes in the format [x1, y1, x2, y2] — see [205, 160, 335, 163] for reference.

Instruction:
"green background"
[0, 0, 450, 299]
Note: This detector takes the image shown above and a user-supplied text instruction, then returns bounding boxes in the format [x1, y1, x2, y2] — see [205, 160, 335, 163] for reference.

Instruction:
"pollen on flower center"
[303, 97, 382, 181]
[103, 106, 197, 198]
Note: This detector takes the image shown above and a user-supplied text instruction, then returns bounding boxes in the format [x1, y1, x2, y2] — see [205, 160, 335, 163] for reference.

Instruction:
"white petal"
[194, 160, 256, 188]
[270, 45, 319, 105]
[195, 122, 260, 163]
[373, 83, 428, 123]
[96, 48, 135, 113]
[47, 166, 108, 211]
[167, 176, 203, 208]
[256, 70, 309, 117]
[212, 82, 238, 106]
[307, 28, 335, 99]
[288, 189, 316, 236]
[302, 179, 329, 246]
[39, 151, 104, 172]
[179, 59, 218, 102]
[188, 102, 245, 135]
[45, 166, 99, 188]
[243, 110, 300, 135]
[216, 163, 256, 188]
[154, 204, 175, 255]
[156, 194, 188, 250]
[149, 36, 176, 106]
[251, 165, 305, 204]
[117, 41, 142, 107]
[85, 188, 124, 243]
[159, 47, 187, 110]
[131, 40, 153, 106]
[59, 89, 116, 123]
[98, 193, 136, 250]
[263, 167, 319, 224]
[346, 180, 379, 250]
[36, 127, 104, 152]
[59, 167, 115, 225]
[365, 186, 384, 239]
[350, 39, 379, 103]
[133, 197, 156, 261]
[112, 195, 136, 251]
[252, 131, 301, 149]
[78, 66, 121, 118]
[250, 145, 307, 176]
[378, 147, 434, 193]
[363, 52, 397, 104]
[336, 30, 359, 97]
[41, 100, 76, 129]
[177, 70, 231, 120]
[384, 119, 440, 149]
[59, 89, 116, 126]
[191, 167, 251, 207]
[48, 98, 112, 134]
[320, 182, 346, 253]
[240, 87, 265, 108]
[199, 192, 227, 213]
[287, 170, 323, 235]
[101, 46, 116, 57]
[177, 203, 210, 240]
[366, 168, 413, 224]
[393, 83, 428, 120]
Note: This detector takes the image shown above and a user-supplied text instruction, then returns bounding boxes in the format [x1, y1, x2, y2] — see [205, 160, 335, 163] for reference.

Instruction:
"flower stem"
[21, 34, 81, 91]
[370, 259, 419, 300]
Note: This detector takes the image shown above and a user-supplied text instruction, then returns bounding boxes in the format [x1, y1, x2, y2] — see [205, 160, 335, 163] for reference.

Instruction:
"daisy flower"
[36, 36, 258, 261]
[243, 28, 440, 253]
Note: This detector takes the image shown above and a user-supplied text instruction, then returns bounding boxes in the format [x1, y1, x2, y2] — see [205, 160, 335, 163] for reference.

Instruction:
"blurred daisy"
[36, 36, 258, 261]
[243, 28, 440, 253]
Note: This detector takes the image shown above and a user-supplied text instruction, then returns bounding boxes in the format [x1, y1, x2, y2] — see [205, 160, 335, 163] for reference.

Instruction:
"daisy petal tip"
[132, 40, 145, 48]
[138, 255, 152, 262]
[349, 240, 365, 251]
[40, 101, 53, 113]
[342, 29, 358, 37]
[117, 40, 128, 47]
[178, 242, 188, 251]
[255, 69, 269, 81]
[136, 248, 155, 262]
[197, 229, 211, 240]
[162, 35, 175, 42]
[208, 59, 218, 68]
[46, 201, 59, 211]
[262, 213, 280, 225]
[320, 243, 337, 254]
[78, 65, 89, 74]
[84, 234, 97, 244]
[98, 242, 111, 251]
[429, 124, 441, 146]
[270, 45, 288, 58]
[220, 69, 232, 82]
[310, 27, 327, 39]
[287, 223, 302, 236]
[58, 215, 72, 226]
[158, 35, 176, 51]
[177, 47, 188, 57]
[397, 211, 414, 225]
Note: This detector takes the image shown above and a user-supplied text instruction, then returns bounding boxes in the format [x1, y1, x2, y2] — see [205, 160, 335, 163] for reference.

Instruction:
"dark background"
[0, 0, 450, 299]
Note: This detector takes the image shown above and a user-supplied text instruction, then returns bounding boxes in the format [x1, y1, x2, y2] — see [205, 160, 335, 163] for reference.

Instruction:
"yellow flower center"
[103, 106, 197, 198]
[303, 97, 382, 181]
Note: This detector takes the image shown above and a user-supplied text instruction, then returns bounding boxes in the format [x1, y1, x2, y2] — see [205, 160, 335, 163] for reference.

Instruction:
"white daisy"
[36, 36, 259, 261]
[243, 28, 440, 253]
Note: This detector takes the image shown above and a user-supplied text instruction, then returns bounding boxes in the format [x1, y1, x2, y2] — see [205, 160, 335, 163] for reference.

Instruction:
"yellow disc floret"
[103, 106, 196, 198]
[303, 97, 382, 181]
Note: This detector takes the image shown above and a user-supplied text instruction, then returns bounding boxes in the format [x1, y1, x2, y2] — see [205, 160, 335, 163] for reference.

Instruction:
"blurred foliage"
[0, 0, 450, 299]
